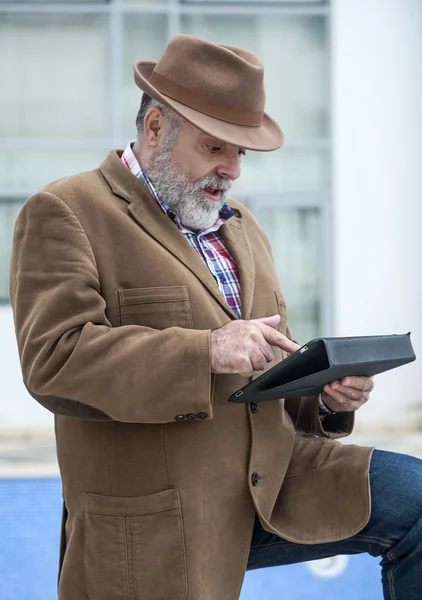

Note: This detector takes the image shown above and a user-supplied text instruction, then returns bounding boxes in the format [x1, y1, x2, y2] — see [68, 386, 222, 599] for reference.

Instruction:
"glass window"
[181, 1, 325, 3]
[181, 14, 328, 140]
[0, 1, 108, 3]
[0, 200, 24, 303]
[0, 149, 110, 195]
[123, 14, 169, 141]
[232, 148, 329, 196]
[124, 0, 167, 4]
[245, 204, 322, 342]
[0, 14, 110, 139]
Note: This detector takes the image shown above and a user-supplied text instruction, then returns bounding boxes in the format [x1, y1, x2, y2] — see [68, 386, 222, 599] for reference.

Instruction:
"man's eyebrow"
[203, 136, 225, 146]
[203, 136, 245, 153]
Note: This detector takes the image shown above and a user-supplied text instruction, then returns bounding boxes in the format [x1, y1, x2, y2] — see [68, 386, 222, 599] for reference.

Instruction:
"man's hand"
[210, 314, 300, 377]
[322, 376, 375, 412]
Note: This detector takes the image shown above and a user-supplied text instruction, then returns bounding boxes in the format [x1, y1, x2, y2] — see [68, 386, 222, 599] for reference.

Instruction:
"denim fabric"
[247, 449, 422, 599]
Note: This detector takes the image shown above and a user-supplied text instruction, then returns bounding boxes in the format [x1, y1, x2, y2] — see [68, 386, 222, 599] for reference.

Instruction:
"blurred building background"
[0, 0, 421, 598]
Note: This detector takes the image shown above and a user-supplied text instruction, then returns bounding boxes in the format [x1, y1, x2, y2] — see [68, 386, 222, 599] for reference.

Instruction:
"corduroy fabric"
[9, 150, 374, 600]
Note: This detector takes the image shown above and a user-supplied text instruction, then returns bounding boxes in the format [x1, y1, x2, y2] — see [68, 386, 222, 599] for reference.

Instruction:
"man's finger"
[250, 348, 270, 372]
[258, 341, 275, 364]
[260, 326, 300, 354]
[322, 387, 370, 411]
[328, 382, 366, 402]
[339, 376, 374, 392]
[255, 314, 281, 329]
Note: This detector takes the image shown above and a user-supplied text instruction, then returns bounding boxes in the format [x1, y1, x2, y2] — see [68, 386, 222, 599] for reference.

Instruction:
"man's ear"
[143, 107, 165, 148]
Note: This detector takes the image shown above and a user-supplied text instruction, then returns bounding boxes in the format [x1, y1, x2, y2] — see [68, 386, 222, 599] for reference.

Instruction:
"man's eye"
[207, 145, 221, 154]
[239, 149, 246, 157]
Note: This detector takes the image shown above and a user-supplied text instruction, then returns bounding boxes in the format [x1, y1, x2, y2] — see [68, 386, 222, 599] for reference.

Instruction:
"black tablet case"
[228, 333, 415, 403]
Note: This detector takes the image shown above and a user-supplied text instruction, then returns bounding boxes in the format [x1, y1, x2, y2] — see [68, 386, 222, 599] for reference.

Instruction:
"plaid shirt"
[121, 144, 336, 416]
[121, 143, 242, 318]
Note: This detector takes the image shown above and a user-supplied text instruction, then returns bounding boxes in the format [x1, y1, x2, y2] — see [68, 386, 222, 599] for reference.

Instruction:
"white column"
[331, 0, 422, 430]
[0, 306, 53, 432]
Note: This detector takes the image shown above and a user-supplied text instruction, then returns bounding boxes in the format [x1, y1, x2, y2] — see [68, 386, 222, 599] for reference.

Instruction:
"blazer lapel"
[127, 199, 233, 315]
[100, 150, 255, 321]
[219, 215, 255, 321]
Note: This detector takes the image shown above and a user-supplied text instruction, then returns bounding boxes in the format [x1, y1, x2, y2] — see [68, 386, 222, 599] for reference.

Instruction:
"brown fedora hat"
[133, 34, 284, 152]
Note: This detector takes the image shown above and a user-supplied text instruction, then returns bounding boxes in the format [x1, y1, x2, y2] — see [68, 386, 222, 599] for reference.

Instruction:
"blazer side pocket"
[284, 434, 339, 479]
[84, 488, 187, 600]
[118, 285, 194, 330]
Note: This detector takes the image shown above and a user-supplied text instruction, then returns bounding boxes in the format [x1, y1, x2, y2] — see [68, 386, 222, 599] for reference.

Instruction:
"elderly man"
[9, 34, 422, 600]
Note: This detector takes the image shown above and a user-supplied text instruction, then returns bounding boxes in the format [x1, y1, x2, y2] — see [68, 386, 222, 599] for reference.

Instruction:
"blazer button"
[251, 472, 260, 486]
[250, 402, 259, 414]
[175, 414, 185, 421]
[197, 412, 209, 420]
[186, 413, 197, 421]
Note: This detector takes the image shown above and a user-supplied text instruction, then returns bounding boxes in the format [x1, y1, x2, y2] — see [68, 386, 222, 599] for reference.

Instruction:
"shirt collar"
[121, 141, 234, 234]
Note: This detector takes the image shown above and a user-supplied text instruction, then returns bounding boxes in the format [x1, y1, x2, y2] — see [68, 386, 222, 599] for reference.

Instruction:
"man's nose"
[216, 155, 242, 181]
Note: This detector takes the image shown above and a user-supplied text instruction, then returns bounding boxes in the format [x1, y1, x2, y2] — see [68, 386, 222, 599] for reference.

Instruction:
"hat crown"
[150, 35, 266, 122]
[132, 34, 284, 151]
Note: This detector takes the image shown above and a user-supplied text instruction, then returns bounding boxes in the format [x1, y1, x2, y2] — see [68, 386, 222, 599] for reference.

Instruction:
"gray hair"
[136, 93, 183, 144]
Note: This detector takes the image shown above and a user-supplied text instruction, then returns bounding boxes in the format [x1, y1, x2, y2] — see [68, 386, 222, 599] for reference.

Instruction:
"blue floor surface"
[0, 478, 383, 600]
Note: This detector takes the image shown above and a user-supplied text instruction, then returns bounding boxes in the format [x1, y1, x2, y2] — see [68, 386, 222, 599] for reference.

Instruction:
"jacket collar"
[99, 150, 255, 320]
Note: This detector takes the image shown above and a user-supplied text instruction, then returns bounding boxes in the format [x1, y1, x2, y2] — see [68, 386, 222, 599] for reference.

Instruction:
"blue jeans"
[247, 450, 422, 599]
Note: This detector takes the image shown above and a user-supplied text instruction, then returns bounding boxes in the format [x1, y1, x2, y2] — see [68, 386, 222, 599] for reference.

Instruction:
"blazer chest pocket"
[118, 285, 194, 330]
[84, 488, 187, 600]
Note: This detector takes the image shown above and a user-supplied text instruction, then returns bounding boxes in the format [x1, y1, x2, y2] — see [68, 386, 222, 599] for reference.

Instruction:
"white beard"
[144, 143, 232, 231]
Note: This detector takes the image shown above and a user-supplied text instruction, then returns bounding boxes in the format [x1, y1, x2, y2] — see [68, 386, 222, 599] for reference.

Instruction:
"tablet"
[228, 333, 415, 403]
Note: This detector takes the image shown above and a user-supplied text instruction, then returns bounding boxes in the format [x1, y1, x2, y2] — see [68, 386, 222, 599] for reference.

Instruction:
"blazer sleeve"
[283, 324, 355, 439]
[9, 191, 212, 424]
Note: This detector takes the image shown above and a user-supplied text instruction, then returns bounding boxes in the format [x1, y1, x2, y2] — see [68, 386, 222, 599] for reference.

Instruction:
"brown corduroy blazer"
[9, 150, 373, 600]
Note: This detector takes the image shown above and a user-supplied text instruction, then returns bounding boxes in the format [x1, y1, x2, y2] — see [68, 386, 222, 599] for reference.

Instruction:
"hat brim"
[133, 61, 284, 152]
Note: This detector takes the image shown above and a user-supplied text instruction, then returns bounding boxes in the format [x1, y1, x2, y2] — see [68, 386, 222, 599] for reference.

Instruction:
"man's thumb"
[256, 314, 281, 329]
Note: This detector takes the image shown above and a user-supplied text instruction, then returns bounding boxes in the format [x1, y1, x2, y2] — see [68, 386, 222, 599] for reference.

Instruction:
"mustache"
[192, 173, 233, 192]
